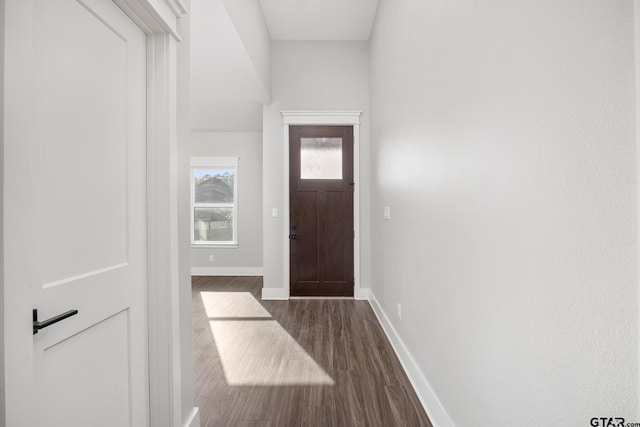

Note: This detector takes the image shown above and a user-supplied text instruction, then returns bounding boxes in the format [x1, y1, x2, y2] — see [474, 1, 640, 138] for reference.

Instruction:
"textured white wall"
[190, 131, 263, 270]
[262, 41, 370, 292]
[369, 0, 638, 425]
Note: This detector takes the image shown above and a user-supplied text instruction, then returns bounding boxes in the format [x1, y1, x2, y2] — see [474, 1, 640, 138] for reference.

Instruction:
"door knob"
[289, 234, 299, 240]
[33, 308, 78, 335]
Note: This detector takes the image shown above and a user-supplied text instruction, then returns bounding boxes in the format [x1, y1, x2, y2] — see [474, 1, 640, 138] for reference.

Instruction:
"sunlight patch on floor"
[200, 291, 272, 318]
[209, 319, 334, 386]
[201, 291, 334, 386]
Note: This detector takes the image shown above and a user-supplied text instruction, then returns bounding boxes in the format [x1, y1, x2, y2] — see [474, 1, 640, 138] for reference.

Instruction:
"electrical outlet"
[397, 303, 402, 320]
[209, 255, 215, 263]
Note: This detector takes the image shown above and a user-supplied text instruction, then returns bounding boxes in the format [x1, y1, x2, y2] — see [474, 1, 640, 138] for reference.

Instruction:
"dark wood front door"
[289, 126, 354, 297]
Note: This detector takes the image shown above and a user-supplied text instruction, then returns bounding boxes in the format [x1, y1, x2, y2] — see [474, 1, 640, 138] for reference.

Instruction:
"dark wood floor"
[193, 276, 433, 427]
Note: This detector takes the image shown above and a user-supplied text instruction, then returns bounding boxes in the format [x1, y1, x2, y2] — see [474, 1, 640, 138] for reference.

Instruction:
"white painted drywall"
[0, 0, 5, 422]
[636, 1, 640, 418]
[262, 41, 371, 294]
[191, 131, 263, 271]
[221, 0, 271, 101]
[369, 0, 637, 425]
[190, 0, 269, 131]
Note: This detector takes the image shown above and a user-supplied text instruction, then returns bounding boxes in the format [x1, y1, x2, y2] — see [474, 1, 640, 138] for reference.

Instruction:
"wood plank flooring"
[193, 276, 433, 427]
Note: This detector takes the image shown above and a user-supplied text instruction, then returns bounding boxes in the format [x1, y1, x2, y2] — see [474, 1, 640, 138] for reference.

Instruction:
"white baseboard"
[261, 287, 289, 300]
[354, 287, 370, 300]
[261, 287, 369, 300]
[191, 267, 263, 276]
[368, 291, 454, 427]
[183, 407, 199, 427]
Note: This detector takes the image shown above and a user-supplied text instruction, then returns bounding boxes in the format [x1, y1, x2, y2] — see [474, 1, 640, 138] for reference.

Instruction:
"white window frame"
[190, 156, 239, 247]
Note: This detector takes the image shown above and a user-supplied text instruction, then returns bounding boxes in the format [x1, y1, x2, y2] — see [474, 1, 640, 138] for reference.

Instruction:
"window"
[191, 157, 238, 246]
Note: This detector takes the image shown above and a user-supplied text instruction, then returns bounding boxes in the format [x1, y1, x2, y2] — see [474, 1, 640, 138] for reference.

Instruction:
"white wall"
[262, 41, 370, 294]
[221, 0, 271, 100]
[190, 131, 263, 274]
[190, 0, 268, 131]
[369, 0, 637, 426]
[0, 0, 5, 422]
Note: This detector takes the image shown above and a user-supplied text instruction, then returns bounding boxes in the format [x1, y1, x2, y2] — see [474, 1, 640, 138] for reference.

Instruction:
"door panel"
[40, 310, 131, 427]
[5, 0, 148, 425]
[290, 126, 354, 297]
[325, 191, 350, 282]
[297, 192, 319, 282]
[38, 0, 130, 286]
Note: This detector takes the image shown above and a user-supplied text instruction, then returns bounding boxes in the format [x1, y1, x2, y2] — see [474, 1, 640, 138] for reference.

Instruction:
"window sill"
[191, 243, 238, 249]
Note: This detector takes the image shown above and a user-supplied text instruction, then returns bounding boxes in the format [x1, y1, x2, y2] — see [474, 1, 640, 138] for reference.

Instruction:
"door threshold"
[290, 296, 354, 300]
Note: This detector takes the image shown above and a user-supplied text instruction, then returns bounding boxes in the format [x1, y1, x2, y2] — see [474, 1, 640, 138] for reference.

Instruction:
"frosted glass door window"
[300, 138, 343, 179]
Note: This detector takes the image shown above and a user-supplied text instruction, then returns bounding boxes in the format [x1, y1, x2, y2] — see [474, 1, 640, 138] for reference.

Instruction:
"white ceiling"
[259, 0, 380, 40]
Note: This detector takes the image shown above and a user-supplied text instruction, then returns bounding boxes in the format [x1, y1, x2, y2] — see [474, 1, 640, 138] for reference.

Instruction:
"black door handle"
[289, 234, 299, 240]
[33, 308, 78, 335]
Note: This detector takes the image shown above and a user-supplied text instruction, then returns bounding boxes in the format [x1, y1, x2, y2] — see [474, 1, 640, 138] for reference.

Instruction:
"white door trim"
[279, 111, 364, 300]
[105, 2, 191, 426]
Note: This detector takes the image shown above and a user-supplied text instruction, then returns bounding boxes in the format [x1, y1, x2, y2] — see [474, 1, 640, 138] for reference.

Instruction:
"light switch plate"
[272, 208, 278, 218]
[383, 206, 391, 220]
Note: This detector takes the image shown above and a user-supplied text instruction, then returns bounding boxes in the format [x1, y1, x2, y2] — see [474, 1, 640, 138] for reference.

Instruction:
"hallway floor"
[193, 276, 432, 427]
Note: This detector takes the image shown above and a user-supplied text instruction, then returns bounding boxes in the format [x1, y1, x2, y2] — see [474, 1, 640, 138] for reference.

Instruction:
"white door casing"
[274, 111, 365, 301]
